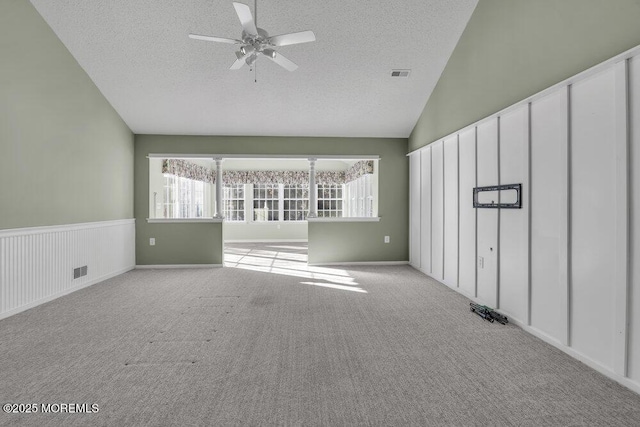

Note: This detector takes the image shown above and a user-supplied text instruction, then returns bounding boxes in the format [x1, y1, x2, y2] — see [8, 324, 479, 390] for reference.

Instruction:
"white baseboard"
[412, 266, 640, 397]
[0, 265, 134, 321]
[309, 260, 409, 266]
[224, 239, 308, 243]
[136, 264, 223, 269]
[510, 317, 640, 396]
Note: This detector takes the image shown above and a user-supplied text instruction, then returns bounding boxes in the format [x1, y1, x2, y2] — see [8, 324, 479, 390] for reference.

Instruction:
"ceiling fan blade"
[268, 31, 316, 47]
[189, 34, 242, 44]
[230, 56, 247, 70]
[232, 2, 258, 36]
[264, 50, 298, 71]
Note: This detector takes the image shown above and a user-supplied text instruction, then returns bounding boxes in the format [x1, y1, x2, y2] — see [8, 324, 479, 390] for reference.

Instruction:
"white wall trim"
[136, 264, 223, 269]
[614, 58, 631, 377]
[525, 102, 533, 326]
[225, 221, 308, 225]
[496, 116, 501, 308]
[0, 266, 134, 321]
[0, 218, 135, 238]
[510, 317, 640, 396]
[224, 239, 308, 243]
[307, 217, 381, 223]
[560, 85, 571, 347]
[148, 153, 381, 160]
[146, 218, 223, 223]
[309, 260, 409, 266]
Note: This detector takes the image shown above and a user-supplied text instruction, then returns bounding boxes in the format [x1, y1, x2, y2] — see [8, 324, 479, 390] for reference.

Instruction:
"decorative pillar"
[214, 157, 224, 219]
[308, 158, 317, 218]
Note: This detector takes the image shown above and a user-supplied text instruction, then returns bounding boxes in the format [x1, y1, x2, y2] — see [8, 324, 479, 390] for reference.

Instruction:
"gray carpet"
[1, 242, 640, 426]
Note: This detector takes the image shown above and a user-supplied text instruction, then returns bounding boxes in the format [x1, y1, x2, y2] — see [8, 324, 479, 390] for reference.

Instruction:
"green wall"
[409, 0, 640, 151]
[134, 135, 408, 265]
[308, 222, 404, 264]
[139, 223, 224, 265]
[0, 0, 134, 229]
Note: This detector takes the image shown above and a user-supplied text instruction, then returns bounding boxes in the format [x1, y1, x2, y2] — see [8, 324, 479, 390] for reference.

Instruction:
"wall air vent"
[391, 69, 411, 78]
[73, 265, 88, 279]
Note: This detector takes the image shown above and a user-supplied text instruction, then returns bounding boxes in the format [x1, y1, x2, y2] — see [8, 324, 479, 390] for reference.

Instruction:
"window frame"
[223, 183, 246, 222]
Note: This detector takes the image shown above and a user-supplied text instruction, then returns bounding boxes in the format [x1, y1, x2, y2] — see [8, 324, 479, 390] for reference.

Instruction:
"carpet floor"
[1, 242, 640, 426]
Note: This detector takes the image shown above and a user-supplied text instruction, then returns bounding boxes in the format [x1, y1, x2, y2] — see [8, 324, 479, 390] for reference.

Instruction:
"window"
[317, 184, 343, 218]
[223, 184, 245, 221]
[163, 175, 209, 218]
[283, 184, 309, 221]
[151, 158, 378, 220]
[346, 174, 374, 217]
[253, 184, 279, 221]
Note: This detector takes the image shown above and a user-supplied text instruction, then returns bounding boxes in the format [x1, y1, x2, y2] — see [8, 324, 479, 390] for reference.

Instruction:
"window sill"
[307, 217, 381, 223]
[146, 218, 223, 224]
[225, 221, 308, 225]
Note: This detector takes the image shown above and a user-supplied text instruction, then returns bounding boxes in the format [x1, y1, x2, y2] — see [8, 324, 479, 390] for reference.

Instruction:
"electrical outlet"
[384, 236, 390, 243]
[150, 238, 156, 246]
[478, 256, 484, 269]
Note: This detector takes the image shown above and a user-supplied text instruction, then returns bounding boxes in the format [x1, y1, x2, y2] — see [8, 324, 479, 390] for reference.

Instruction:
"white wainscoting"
[0, 219, 135, 320]
[408, 44, 640, 394]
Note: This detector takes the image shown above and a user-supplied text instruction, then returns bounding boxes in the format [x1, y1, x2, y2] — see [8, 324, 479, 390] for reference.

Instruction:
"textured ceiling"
[29, 0, 478, 138]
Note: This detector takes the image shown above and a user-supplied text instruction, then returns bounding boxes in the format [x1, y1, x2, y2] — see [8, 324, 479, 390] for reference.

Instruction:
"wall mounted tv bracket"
[473, 184, 522, 209]
[470, 303, 509, 324]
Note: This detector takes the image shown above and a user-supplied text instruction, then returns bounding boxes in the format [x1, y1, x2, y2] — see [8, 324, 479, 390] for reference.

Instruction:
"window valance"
[162, 159, 374, 185]
[162, 159, 214, 184]
[345, 160, 374, 183]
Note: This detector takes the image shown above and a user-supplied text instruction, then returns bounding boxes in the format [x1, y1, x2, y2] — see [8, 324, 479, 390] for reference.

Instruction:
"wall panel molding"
[0, 219, 135, 320]
[409, 46, 640, 395]
[614, 59, 631, 377]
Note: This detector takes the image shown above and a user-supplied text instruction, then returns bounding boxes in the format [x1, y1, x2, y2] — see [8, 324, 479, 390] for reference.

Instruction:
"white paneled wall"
[408, 45, 640, 394]
[630, 55, 640, 383]
[431, 141, 444, 281]
[458, 128, 476, 297]
[570, 68, 618, 369]
[409, 154, 421, 268]
[530, 89, 569, 344]
[443, 136, 459, 288]
[420, 148, 432, 274]
[476, 119, 499, 307]
[498, 106, 529, 322]
[0, 219, 135, 319]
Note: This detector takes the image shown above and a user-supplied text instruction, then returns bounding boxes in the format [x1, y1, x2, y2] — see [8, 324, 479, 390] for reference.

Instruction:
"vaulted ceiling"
[30, 0, 478, 138]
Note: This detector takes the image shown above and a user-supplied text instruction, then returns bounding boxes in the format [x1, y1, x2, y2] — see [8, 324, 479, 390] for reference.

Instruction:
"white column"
[308, 158, 317, 218]
[214, 157, 224, 219]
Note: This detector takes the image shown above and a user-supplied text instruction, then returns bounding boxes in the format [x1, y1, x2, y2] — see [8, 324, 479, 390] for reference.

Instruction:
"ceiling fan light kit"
[189, 1, 316, 72]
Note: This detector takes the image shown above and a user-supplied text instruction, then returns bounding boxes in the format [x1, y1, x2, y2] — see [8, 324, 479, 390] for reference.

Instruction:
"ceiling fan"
[189, 1, 316, 71]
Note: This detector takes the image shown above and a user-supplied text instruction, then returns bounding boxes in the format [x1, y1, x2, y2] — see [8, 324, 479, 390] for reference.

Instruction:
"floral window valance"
[345, 160, 374, 183]
[162, 159, 214, 184]
[219, 170, 345, 185]
[162, 159, 374, 185]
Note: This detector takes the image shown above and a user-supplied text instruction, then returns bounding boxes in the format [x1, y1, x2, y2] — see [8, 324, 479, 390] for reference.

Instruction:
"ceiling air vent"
[391, 69, 410, 78]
